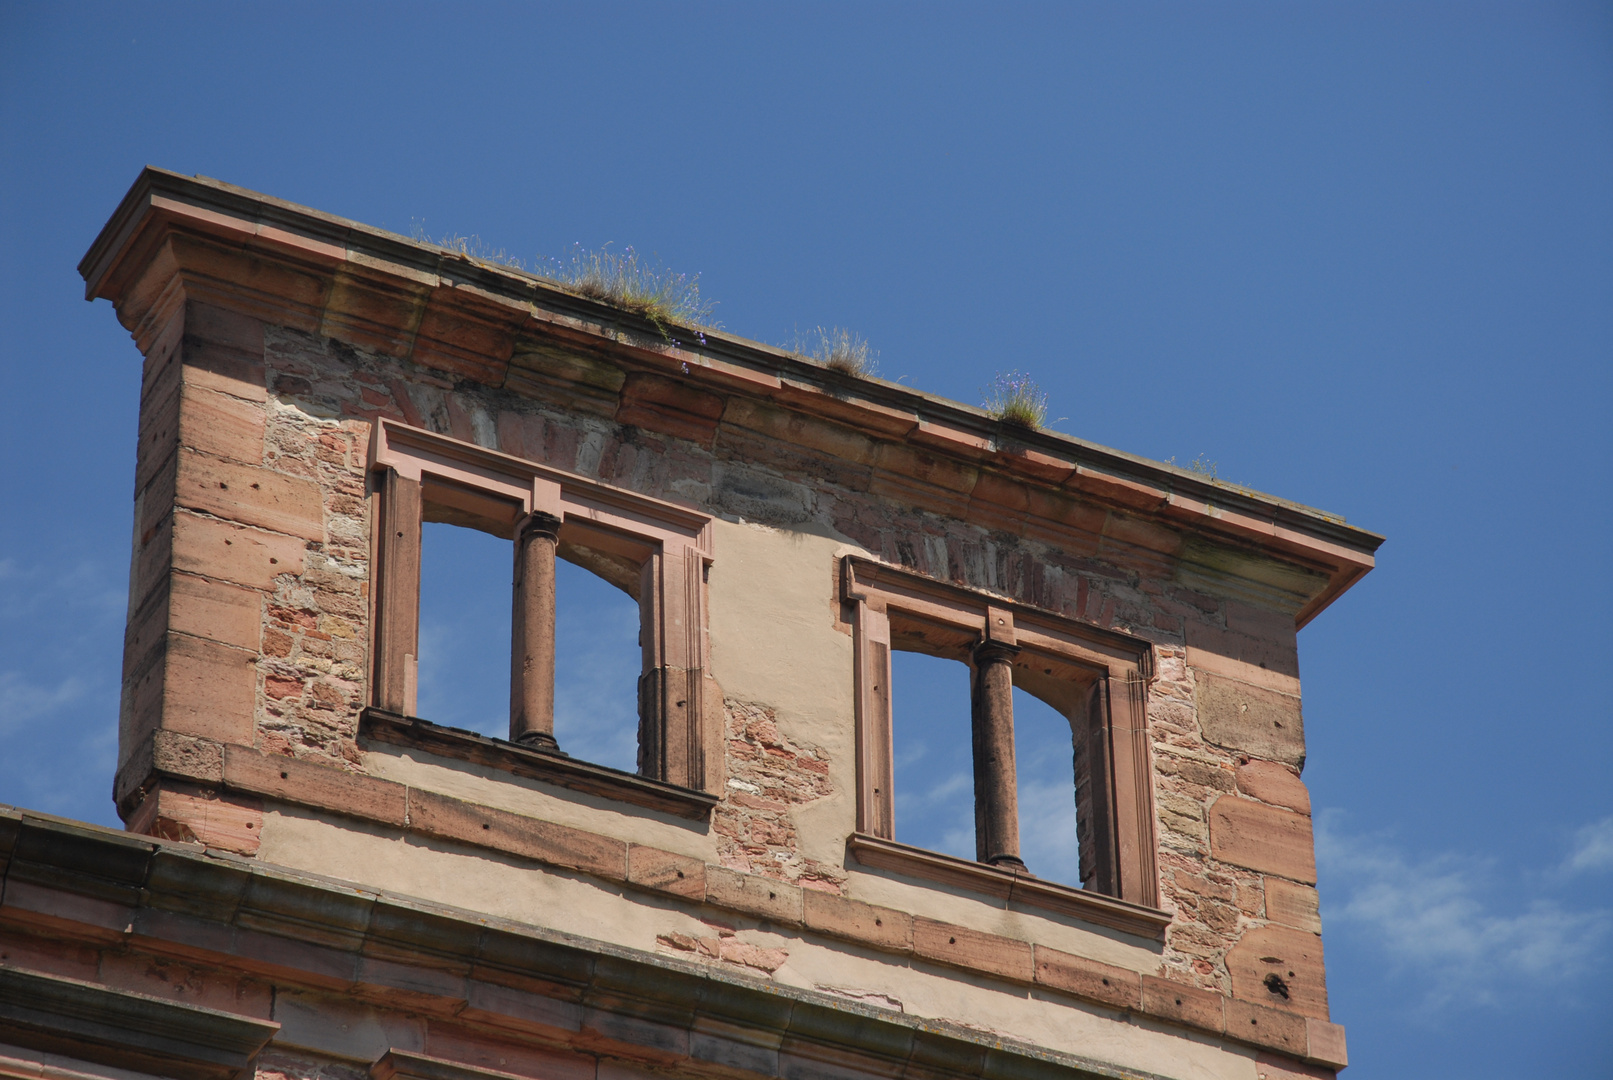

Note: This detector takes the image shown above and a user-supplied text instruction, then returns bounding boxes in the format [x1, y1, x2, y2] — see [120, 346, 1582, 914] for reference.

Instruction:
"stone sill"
[360, 708, 718, 821]
[847, 833, 1171, 941]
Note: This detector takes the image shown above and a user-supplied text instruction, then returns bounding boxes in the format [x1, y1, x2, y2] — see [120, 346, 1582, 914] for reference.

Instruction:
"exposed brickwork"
[714, 698, 838, 891]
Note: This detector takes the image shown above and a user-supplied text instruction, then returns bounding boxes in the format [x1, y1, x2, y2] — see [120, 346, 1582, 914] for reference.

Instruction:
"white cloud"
[1566, 817, 1613, 874]
[1316, 812, 1612, 1011]
[0, 671, 87, 731]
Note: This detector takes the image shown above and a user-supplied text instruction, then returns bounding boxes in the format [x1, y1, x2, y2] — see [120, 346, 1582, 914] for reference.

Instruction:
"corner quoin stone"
[1209, 796, 1317, 884]
[1195, 671, 1307, 767]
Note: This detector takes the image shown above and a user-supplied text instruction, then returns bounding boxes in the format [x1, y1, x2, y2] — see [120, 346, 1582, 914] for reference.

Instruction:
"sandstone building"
[0, 168, 1379, 1080]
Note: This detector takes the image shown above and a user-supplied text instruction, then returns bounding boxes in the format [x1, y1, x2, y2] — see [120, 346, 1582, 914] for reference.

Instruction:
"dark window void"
[552, 556, 640, 773]
[417, 521, 511, 737]
[889, 649, 975, 860]
[889, 644, 1085, 887]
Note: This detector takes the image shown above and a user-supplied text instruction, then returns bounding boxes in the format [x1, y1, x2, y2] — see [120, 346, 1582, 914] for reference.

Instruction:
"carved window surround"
[368, 418, 718, 792]
[842, 555, 1160, 910]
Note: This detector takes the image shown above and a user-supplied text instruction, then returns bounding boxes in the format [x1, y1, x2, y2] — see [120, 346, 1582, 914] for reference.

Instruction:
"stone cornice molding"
[0, 808, 1251, 1080]
[80, 167, 1381, 627]
[0, 964, 279, 1080]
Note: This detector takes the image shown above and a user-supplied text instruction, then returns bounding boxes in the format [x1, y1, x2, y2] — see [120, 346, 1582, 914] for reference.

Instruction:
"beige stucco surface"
[256, 809, 1258, 1080]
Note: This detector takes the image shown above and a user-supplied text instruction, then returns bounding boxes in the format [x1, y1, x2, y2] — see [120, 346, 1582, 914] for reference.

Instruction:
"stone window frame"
[842, 555, 1163, 923]
[365, 418, 719, 801]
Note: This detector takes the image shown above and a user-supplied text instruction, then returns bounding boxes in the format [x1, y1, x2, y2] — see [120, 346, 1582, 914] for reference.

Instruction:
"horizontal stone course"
[114, 740, 1339, 1064]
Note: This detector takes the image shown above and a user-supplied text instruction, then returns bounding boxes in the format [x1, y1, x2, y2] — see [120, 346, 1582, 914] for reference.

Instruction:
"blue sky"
[2, 4, 1610, 1076]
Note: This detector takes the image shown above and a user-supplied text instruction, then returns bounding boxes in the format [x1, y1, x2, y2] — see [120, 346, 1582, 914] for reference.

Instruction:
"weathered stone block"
[704, 867, 802, 926]
[625, 845, 705, 900]
[156, 632, 258, 745]
[1265, 878, 1323, 934]
[134, 785, 263, 855]
[1032, 946, 1141, 1011]
[802, 892, 912, 953]
[174, 449, 324, 541]
[171, 510, 307, 590]
[1305, 1017, 1348, 1068]
[1140, 975, 1223, 1033]
[407, 788, 625, 881]
[1236, 759, 1311, 813]
[1209, 797, 1316, 883]
[1227, 925, 1328, 1020]
[912, 919, 1032, 984]
[177, 383, 266, 464]
[1195, 671, 1306, 767]
[223, 746, 406, 827]
[166, 571, 262, 652]
[1226, 998, 1307, 1056]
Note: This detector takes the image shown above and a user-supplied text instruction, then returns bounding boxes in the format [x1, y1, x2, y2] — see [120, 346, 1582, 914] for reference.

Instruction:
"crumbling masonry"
[0, 169, 1379, 1080]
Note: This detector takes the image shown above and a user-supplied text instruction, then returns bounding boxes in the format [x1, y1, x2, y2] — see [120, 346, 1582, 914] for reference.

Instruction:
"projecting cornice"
[81, 167, 1382, 627]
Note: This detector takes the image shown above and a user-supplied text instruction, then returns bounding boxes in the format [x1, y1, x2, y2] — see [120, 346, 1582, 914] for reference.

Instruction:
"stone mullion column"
[510, 511, 562, 750]
[374, 468, 422, 717]
[971, 638, 1026, 871]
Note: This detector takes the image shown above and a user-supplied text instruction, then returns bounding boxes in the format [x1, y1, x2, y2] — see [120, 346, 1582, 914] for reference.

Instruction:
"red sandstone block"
[177, 384, 266, 465]
[1256, 1053, 1336, 1080]
[407, 789, 626, 881]
[185, 300, 265, 356]
[869, 442, 980, 496]
[1227, 925, 1328, 1020]
[167, 571, 262, 652]
[1183, 619, 1300, 682]
[704, 867, 802, 925]
[1185, 647, 1302, 699]
[720, 397, 877, 466]
[911, 419, 992, 457]
[1305, 1018, 1348, 1068]
[1032, 946, 1141, 1011]
[969, 471, 1031, 513]
[0, 928, 101, 982]
[135, 376, 181, 492]
[626, 845, 705, 900]
[912, 918, 1032, 984]
[617, 372, 725, 446]
[174, 449, 325, 541]
[99, 947, 273, 1018]
[1139, 975, 1224, 1033]
[425, 1023, 597, 1080]
[222, 746, 408, 827]
[1265, 878, 1323, 934]
[1209, 797, 1317, 884]
[1227, 999, 1307, 1056]
[998, 446, 1076, 486]
[1099, 510, 1183, 558]
[179, 336, 268, 404]
[802, 891, 912, 953]
[1068, 465, 1167, 512]
[1195, 671, 1306, 768]
[157, 632, 258, 745]
[1236, 760, 1311, 814]
[170, 513, 308, 591]
[136, 785, 263, 855]
[462, 977, 584, 1037]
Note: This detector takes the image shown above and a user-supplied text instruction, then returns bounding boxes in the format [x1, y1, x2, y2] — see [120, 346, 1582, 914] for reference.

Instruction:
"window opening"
[843, 555, 1159, 908]
[416, 521, 512, 738]
[553, 556, 641, 773]
[369, 419, 717, 793]
[889, 649, 974, 861]
[1012, 685, 1082, 887]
